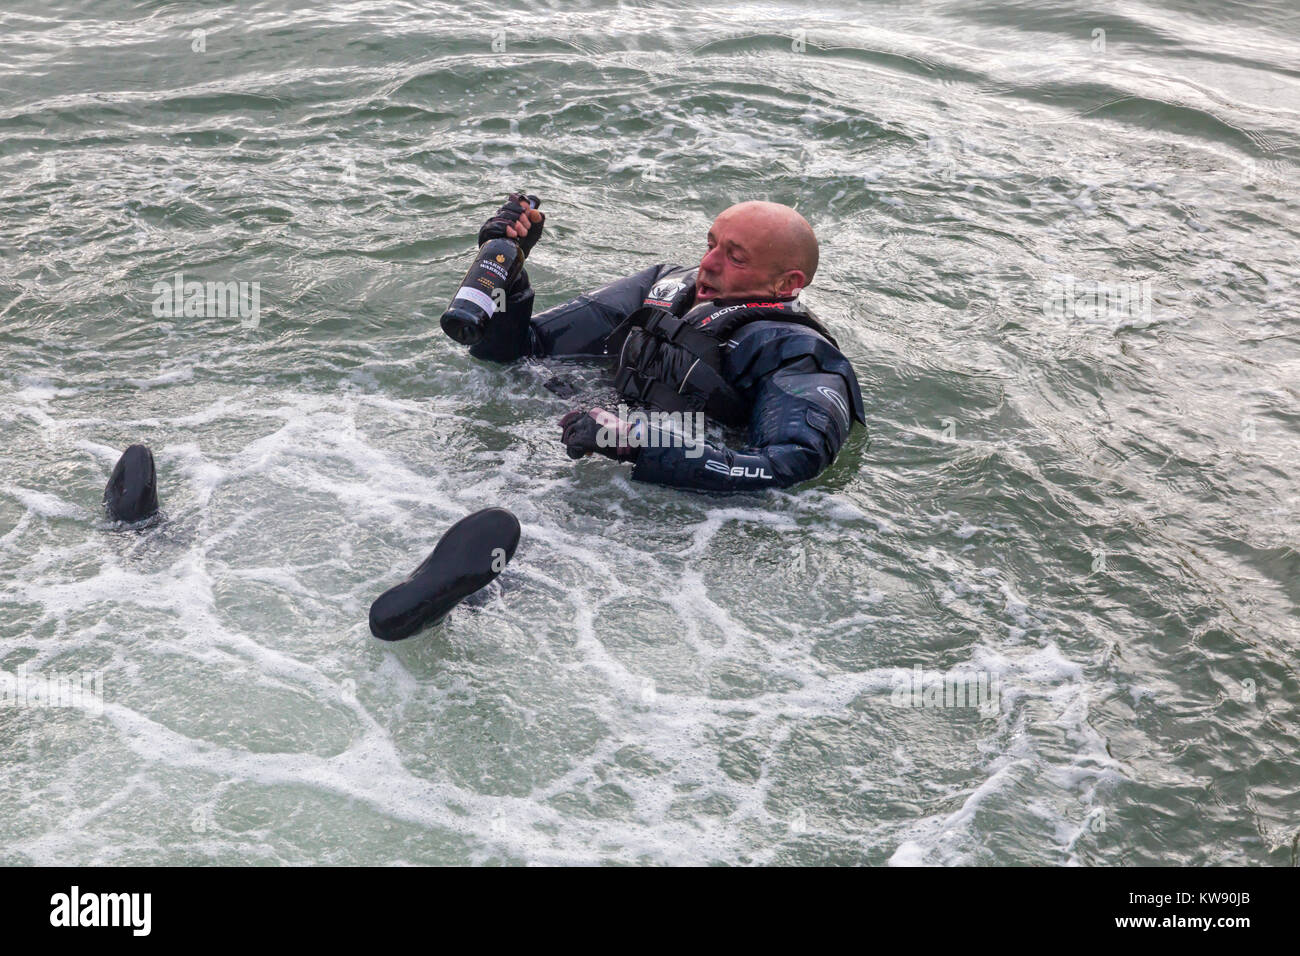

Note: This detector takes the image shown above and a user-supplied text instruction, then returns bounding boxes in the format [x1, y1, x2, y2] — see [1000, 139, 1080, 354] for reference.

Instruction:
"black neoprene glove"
[559, 410, 640, 462]
[478, 192, 544, 255]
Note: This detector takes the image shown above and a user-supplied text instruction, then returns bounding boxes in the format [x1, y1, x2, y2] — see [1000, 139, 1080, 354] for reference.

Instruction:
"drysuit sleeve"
[469, 263, 678, 363]
[629, 353, 860, 491]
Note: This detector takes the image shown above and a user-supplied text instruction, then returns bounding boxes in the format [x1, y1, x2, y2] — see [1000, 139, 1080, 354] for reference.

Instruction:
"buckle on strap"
[613, 366, 653, 402]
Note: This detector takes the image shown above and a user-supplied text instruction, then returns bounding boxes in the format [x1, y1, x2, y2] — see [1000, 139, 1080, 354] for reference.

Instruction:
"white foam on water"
[125, 367, 194, 389]
[4, 486, 83, 519]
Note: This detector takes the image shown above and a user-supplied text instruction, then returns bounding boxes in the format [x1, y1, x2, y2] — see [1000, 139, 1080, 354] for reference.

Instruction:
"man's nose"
[699, 246, 722, 272]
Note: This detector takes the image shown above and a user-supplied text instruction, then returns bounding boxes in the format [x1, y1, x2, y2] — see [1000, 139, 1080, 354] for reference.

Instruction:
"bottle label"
[480, 256, 511, 283]
[453, 286, 496, 316]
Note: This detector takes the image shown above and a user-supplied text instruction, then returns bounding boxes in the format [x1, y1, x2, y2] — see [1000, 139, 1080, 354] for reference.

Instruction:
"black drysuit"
[467, 263, 866, 492]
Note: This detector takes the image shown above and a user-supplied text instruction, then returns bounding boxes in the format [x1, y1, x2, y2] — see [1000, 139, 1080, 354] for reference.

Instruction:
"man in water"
[449, 193, 866, 491]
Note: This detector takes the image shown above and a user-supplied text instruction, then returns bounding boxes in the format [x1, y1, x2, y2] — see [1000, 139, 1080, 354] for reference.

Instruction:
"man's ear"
[774, 270, 807, 297]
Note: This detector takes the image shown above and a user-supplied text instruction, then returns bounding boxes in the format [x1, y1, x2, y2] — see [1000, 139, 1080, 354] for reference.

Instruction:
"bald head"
[695, 200, 819, 302]
[724, 201, 819, 283]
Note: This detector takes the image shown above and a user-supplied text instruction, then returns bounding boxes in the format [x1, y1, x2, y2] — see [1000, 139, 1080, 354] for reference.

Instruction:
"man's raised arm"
[461, 193, 680, 363]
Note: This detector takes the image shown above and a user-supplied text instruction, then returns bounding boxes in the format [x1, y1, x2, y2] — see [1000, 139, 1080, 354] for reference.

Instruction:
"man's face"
[696, 206, 801, 302]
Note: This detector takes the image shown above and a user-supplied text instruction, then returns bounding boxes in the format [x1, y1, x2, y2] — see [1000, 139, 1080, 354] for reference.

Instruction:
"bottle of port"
[440, 198, 540, 346]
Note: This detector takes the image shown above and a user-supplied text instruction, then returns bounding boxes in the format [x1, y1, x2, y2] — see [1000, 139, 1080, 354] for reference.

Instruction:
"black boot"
[104, 444, 159, 523]
[369, 508, 521, 641]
